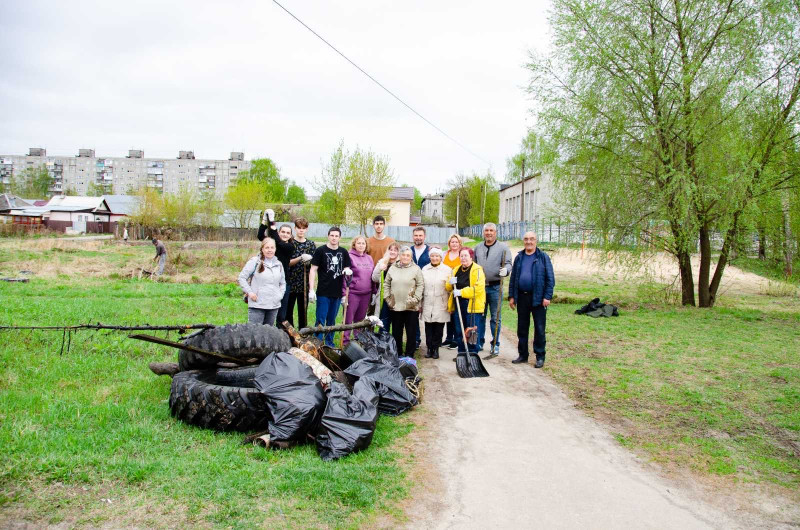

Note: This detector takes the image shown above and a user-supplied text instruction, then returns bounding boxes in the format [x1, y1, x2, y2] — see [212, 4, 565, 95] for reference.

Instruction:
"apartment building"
[0, 148, 251, 197]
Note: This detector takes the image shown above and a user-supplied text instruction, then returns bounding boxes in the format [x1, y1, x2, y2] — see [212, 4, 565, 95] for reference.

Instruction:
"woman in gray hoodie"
[238, 238, 286, 326]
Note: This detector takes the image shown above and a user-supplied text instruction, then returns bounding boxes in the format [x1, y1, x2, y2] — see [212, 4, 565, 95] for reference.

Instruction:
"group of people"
[236, 211, 555, 368]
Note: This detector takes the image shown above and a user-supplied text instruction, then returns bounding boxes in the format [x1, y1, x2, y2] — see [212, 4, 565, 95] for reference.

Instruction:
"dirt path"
[406, 330, 772, 529]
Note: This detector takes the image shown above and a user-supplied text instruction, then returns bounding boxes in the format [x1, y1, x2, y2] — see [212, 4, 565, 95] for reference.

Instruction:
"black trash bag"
[352, 329, 399, 367]
[254, 352, 326, 443]
[398, 360, 418, 379]
[575, 297, 619, 317]
[344, 358, 417, 416]
[316, 379, 380, 461]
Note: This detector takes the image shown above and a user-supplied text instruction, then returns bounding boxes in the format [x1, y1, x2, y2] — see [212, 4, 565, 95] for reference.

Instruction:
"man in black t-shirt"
[309, 226, 352, 346]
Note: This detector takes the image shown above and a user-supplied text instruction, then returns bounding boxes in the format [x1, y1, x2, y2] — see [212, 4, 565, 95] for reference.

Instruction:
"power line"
[271, 0, 491, 167]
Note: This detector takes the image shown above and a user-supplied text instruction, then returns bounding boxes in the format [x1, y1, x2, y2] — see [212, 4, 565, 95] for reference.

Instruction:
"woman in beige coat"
[421, 247, 451, 359]
[384, 246, 424, 357]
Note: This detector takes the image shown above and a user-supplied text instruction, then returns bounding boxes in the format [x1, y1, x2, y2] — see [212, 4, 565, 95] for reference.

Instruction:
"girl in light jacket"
[238, 238, 286, 326]
[343, 235, 376, 344]
[421, 247, 452, 359]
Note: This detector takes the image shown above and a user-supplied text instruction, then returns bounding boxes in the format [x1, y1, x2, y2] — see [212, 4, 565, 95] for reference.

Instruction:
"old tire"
[177, 323, 291, 371]
[169, 368, 269, 432]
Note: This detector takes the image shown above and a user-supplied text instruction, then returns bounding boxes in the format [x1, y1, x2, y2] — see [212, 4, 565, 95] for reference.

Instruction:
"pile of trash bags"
[252, 329, 419, 461]
[575, 297, 620, 317]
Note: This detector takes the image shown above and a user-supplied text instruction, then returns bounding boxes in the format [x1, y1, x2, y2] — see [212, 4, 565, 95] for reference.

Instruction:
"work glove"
[301, 253, 312, 263]
[499, 267, 509, 277]
[343, 267, 353, 276]
[449, 277, 458, 285]
[265, 208, 275, 223]
[370, 292, 379, 307]
[367, 315, 383, 328]
[309, 290, 317, 304]
[453, 289, 462, 297]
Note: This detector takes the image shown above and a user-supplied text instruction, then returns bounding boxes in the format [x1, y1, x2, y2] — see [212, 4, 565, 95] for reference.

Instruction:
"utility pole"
[480, 183, 486, 226]
[456, 192, 460, 231]
[520, 157, 526, 223]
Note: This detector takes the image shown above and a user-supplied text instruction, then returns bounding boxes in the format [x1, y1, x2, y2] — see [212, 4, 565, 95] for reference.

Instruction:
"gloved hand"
[453, 288, 462, 297]
[366, 315, 383, 327]
[265, 208, 275, 223]
[301, 253, 312, 263]
[499, 267, 509, 277]
[370, 292, 379, 307]
[308, 290, 317, 303]
[449, 277, 458, 285]
[343, 267, 353, 276]
[261, 210, 268, 225]
[342, 296, 348, 305]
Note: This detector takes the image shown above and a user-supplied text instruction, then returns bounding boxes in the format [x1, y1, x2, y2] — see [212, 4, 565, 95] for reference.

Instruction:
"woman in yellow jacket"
[445, 248, 486, 356]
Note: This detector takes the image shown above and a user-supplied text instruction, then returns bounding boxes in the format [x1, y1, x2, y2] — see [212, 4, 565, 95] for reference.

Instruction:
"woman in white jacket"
[420, 247, 452, 359]
[238, 238, 286, 326]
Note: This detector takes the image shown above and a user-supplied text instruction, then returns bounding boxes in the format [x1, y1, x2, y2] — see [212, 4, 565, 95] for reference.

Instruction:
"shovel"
[454, 292, 490, 378]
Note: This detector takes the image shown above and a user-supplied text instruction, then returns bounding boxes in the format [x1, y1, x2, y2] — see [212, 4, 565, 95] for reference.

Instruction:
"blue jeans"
[478, 283, 502, 351]
[315, 296, 342, 347]
[453, 297, 483, 354]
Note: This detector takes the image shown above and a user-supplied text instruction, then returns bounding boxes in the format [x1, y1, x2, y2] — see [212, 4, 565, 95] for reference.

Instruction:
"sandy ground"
[527, 247, 783, 296]
[404, 329, 795, 529]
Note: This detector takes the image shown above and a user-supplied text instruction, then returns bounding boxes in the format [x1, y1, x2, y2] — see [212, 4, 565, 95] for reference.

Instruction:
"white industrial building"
[0, 148, 251, 197]
[498, 171, 559, 223]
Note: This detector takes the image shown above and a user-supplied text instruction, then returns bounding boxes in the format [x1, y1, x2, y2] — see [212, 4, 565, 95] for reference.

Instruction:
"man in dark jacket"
[508, 231, 555, 367]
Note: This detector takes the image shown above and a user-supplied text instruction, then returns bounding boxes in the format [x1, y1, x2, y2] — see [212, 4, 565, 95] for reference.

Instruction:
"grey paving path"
[408, 330, 753, 529]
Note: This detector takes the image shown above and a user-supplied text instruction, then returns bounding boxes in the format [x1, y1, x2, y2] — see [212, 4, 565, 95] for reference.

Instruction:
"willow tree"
[529, 0, 800, 306]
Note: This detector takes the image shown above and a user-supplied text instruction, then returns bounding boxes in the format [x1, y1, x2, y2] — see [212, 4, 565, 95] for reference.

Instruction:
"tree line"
[515, 0, 799, 307]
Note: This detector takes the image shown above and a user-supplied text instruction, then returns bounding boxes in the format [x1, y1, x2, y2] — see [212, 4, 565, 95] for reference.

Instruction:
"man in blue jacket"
[508, 231, 555, 368]
[410, 226, 430, 350]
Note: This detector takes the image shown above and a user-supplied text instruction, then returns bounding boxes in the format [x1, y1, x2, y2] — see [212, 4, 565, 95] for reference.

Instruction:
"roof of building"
[47, 196, 107, 209]
[389, 187, 414, 201]
[0, 194, 34, 211]
[422, 193, 445, 201]
[410, 215, 422, 225]
[103, 194, 140, 215]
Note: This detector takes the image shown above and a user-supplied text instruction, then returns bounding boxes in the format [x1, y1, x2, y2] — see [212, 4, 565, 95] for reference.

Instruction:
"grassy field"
[0, 277, 412, 528]
[1, 238, 798, 525]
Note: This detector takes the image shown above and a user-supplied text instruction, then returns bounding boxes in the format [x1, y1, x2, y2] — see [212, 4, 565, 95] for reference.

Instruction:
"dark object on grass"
[398, 359, 418, 379]
[178, 323, 291, 371]
[254, 352, 326, 443]
[169, 368, 270, 432]
[344, 358, 417, 416]
[316, 379, 380, 461]
[352, 328, 399, 367]
[575, 297, 619, 317]
[453, 293, 489, 378]
[1, 277, 29, 282]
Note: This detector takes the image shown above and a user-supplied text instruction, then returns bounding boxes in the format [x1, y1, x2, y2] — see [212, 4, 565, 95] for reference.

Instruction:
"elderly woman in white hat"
[420, 247, 451, 359]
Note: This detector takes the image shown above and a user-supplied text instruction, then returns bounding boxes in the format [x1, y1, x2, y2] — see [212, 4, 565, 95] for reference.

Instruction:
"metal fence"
[461, 220, 774, 256]
[461, 220, 598, 246]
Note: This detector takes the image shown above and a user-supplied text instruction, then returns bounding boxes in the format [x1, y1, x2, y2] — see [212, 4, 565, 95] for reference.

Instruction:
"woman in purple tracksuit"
[343, 235, 376, 344]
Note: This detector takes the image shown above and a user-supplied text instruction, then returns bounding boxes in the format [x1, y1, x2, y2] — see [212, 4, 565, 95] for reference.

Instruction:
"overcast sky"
[0, 1, 552, 194]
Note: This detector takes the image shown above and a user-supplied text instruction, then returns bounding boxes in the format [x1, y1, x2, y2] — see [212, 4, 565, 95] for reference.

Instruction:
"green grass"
[0, 278, 412, 528]
[496, 280, 800, 493]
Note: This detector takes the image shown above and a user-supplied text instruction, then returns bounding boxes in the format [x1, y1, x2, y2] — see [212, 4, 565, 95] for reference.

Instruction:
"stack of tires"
[169, 324, 291, 432]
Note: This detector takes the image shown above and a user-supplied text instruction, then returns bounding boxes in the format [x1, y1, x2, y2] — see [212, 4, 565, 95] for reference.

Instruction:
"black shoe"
[432, 348, 439, 359]
[511, 356, 529, 364]
[534, 355, 545, 368]
[424, 351, 433, 358]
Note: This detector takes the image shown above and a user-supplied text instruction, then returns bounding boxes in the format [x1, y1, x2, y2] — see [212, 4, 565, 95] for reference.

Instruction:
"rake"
[454, 292, 490, 378]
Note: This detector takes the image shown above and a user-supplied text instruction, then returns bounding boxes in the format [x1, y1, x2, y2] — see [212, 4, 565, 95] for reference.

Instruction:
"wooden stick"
[298, 318, 374, 336]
